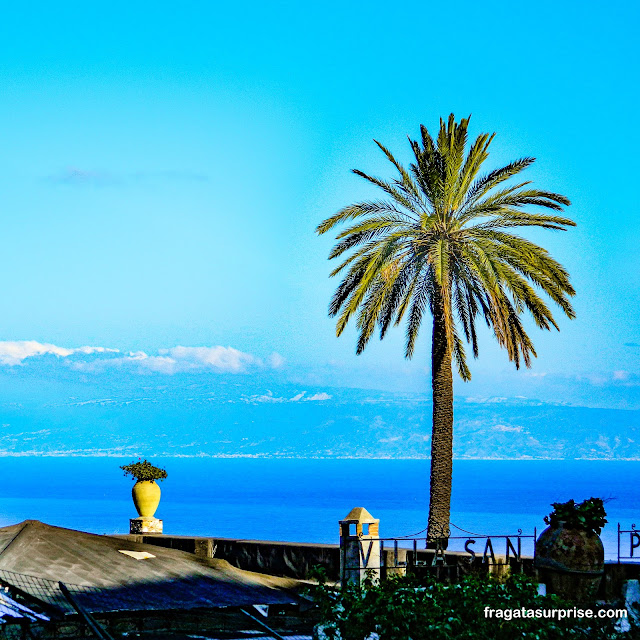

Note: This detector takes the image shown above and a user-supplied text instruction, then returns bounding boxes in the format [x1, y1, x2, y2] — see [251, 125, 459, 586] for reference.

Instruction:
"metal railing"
[617, 523, 640, 563]
[341, 528, 537, 578]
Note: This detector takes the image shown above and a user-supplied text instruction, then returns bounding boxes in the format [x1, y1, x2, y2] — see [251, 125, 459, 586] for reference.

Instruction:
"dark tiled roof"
[0, 521, 300, 614]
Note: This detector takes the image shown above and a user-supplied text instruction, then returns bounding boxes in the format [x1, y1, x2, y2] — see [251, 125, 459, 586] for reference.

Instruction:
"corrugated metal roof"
[0, 521, 302, 614]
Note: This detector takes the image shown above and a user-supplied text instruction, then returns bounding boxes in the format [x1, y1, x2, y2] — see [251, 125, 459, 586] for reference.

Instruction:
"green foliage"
[310, 572, 627, 640]
[120, 459, 168, 482]
[316, 114, 576, 380]
[544, 497, 608, 536]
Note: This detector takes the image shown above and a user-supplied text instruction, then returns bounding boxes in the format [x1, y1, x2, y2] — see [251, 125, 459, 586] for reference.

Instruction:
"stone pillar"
[339, 507, 380, 586]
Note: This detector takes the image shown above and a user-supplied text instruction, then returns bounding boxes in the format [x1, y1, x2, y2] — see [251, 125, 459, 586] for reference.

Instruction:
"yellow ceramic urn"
[132, 480, 161, 518]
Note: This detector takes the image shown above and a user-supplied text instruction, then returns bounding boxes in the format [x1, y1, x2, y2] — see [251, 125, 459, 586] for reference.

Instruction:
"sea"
[0, 458, 638, 561]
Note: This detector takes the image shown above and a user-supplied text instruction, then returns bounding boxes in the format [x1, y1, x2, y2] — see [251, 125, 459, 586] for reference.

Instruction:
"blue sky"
[0, 1, 639, 410]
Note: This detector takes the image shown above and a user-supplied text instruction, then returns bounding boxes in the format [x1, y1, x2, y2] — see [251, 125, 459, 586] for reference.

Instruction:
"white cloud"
[73, 346, 118, 355]
[242, 390, 332, 404]
[0, 340, 284, 376]
[49, 167, 115, 186]
[127, 351, 149, 360]
[248, 391, 286, 403]
[162, 346, 257, 372]
[305, 392, 332, 401]
[580, 373, 609, 386]
[137, 356, 179, 374]
[268, 352, 285, 368]
[493, 424, 523, 433]
[0, 341, 119, 366]
[73, 348, 250, 375]
[47, 167, 208, 186]
[613, 370, 630, 381]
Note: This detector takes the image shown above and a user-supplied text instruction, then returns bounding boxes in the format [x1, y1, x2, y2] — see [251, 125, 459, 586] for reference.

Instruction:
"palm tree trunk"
[427, 288, 453, 543]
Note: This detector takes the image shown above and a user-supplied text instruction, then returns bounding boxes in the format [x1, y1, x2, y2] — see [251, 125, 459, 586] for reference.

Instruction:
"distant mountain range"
[1, 377, 638, 459]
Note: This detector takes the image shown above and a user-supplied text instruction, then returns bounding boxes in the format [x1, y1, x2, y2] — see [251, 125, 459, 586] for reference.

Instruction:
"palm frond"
[453, 132, 495, 210]
[462, 157, 536, 211]
[316, 200, 414, 236]
[405, 269, 432, 359]
[373, 140, 429, 213]
[316, 114, 575, 376]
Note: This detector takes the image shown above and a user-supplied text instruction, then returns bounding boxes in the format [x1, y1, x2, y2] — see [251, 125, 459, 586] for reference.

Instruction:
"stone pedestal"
[130, 516, 163, 534]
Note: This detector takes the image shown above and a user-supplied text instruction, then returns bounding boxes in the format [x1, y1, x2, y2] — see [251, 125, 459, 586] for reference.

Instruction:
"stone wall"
[117, 533, 640, 600]
[117, 534, 538, 582]
[119, 534, 343, 580]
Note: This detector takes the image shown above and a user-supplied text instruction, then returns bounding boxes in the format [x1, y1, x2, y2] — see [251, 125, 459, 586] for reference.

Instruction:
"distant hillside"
[1, 380, 638, 459]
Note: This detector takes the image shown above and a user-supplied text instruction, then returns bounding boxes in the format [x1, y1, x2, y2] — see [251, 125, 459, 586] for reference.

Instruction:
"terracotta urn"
[132, 480, 161, 518]
[535, 522, 604, 601]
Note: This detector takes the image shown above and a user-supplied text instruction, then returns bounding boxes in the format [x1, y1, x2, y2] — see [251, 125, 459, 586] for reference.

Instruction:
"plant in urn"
[120, 459, 168, 534]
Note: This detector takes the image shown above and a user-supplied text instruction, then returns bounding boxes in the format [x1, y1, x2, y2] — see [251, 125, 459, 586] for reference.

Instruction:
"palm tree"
[316, 115, 575, 541]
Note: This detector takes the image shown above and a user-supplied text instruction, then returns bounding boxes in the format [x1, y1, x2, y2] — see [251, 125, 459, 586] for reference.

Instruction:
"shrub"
[120, 459, 168, 482]
[309, 570, 627, 640]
